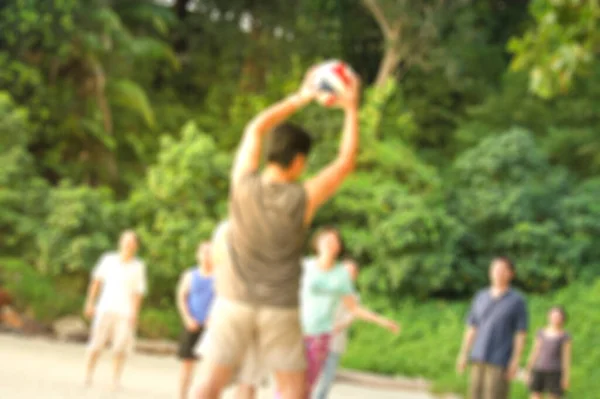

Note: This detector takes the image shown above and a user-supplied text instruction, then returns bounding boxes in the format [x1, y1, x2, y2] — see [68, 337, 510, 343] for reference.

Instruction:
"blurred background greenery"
[1, 0, 599, 397]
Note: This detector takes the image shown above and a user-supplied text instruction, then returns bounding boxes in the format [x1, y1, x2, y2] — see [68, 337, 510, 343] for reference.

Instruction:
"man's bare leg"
[84, 349, 101, 386]
[194, 360, 235, 399]
[274, 370, 305, 399]
[180, 360, 196, 399]
[112, 352, 127, 391]
[234, 383, 257, 399]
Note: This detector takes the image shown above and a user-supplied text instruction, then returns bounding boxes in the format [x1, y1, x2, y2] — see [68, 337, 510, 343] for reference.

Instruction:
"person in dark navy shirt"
[457, 257, 529, 399]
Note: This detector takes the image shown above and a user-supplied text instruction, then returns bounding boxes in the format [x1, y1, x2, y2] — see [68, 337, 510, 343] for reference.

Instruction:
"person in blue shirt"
[456, 257, 529, 399]
[176, 241, 215, 399]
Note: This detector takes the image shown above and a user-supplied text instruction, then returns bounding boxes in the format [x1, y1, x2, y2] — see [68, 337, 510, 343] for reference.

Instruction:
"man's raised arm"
[304, 74, 360, 224]
[231, 71, 316, 186]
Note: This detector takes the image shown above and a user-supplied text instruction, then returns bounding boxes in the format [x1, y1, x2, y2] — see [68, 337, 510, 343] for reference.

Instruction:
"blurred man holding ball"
[195, 64, 361, 399]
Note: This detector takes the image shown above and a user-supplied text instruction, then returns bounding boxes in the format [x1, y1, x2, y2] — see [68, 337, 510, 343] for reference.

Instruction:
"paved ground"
[0, 334, 435, 399]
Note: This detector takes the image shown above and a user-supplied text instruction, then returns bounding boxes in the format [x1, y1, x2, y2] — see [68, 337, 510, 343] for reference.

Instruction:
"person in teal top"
[301, 257, 354, 336]
[300, 226, 401, 398]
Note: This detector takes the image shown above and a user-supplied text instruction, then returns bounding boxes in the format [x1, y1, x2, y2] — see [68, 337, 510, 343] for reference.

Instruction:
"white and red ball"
[312, 60, 356, 107]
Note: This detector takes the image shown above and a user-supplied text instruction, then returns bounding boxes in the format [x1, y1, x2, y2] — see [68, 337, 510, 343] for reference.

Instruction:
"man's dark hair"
[311, 225, 346, 258]
[494, 256, 516, 273]
[266, 123, 313, 168]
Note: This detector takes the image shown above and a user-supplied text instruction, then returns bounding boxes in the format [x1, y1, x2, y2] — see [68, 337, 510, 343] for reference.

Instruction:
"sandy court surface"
[0, 334, 435, 399]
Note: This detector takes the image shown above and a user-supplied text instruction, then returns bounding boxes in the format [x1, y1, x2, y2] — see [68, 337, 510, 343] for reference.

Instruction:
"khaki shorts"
[202, 297, 305, 374]
[470, 362, 510, 399]
[88, 312, 134, 354]
[237, 339, 269, 386]
[195, 327, 266, 386]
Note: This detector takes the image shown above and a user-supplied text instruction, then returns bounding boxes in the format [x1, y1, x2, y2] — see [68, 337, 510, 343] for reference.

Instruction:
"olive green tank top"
[215, 173, 307, 308]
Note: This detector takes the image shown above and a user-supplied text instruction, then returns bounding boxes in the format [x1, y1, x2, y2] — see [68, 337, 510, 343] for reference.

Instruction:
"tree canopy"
[1, 0, 599, 305]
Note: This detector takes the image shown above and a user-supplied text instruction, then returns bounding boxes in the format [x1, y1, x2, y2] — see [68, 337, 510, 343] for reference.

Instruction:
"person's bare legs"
[530, 393, 542, 399]
[234, 383, 257, 399]
[112, 352, 127, 391]
[194, 360, 235, 399]
[274, 370, 305, 399]
[84, 349, 101, 386]
[84, 314, 110, 387]
[180, 360, 196, 399]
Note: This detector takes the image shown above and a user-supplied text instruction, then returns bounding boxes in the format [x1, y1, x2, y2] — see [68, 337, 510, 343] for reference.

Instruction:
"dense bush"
[560, 178, 600, 277]
[0, 258, 81, 323]
[3, 111, 599, 303]
[2, 0, 599, 303]
[448, 129, 574, 292]
[0, 148, 49, 258]
[35, 182, 127, 275]
[130, 122, 231, 305]
[315, 128, 600, 298]
[138, 307, 181, 340]
[0, 91, 31, 150]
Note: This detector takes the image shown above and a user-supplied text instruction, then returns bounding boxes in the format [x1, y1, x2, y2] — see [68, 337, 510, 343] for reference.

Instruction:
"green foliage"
[108, 79, 156, 128]
[0, 148, 49, 256]
[344, 279, 600, 397]
[448, 128, 600, 291]
[0, 258, 81, 323]
[315, 128, 599, 298]
[455, 62, 600, 178]
[35, 182, 127, 275]
[343, 294, 468, 389]
[560, 178, 600, 276]
[316, 174, 467, 298]
[130, 122, 231, 305]
[0, 91, 31, 150]
[138, 307, 181, 340]
[509, 0, 600, 98]
[0, 0, 177, 188]
[0, 95, 46, 253]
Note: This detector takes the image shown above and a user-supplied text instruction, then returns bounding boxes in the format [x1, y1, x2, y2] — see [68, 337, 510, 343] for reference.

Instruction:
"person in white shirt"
[82, 230, 147, 389]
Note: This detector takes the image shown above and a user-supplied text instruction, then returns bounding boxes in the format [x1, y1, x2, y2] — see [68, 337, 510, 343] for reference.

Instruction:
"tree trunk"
[361, 0, 403, 89]
[239, 27, 266, 93]
[91, 63, 112, 135]
[174, 0, 190, 20]
[374, 41, 401, 90]
[173, 0, 191, 52]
